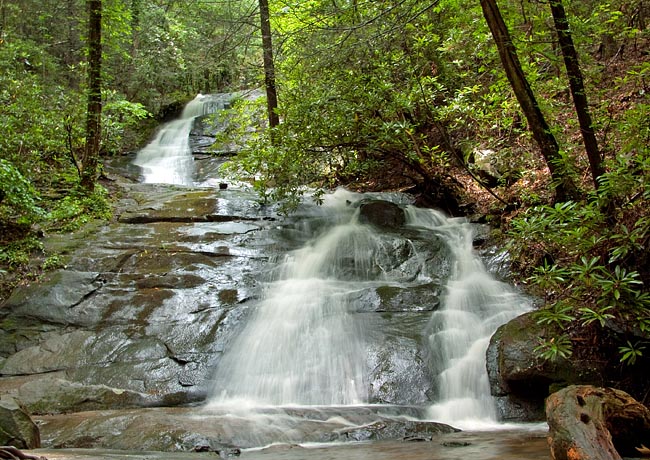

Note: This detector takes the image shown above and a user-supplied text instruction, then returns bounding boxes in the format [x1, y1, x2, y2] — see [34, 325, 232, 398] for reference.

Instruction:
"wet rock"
[479, 245, 512, 281]
[36, 405, 455, 451]
[135, 273, 206, 290]
[366, 313, 433, 405]
[193, 440, 241, 458]
[1, 331, 93, 375]
[546, 385, 650, 460]
[487, 313, 564, 420]
[17, 378, 155, 415]
[352, 284, 441, 313]
[1, 271, 103, 327]
[338, 420, 458, 442]
[487, 312, 610, 422]
[118, 191, 221, 223]
[0, 320, 62, 358]
[116, 188, 274, 224]
[0, 397, 40, 449]
[357, 200, 406, 229]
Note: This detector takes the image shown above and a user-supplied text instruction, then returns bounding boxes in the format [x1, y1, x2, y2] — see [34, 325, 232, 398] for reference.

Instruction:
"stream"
[1, 93, 551, 459]
[129, 93, 550, 457]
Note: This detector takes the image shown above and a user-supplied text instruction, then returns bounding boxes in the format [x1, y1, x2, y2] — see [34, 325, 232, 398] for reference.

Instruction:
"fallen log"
[546, 385, 650, 460]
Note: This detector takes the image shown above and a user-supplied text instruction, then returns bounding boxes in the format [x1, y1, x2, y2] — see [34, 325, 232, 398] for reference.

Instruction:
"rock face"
[37, 405, 458, 450]
[17, 378, 155, 415]
[0, 178, 458, 451]
[0, 397, 40, 449]
[486, 312, 610, 421]
[546, 385, 650, 460]
[0, 184, 277, 410]
[487, 311, 650, 422]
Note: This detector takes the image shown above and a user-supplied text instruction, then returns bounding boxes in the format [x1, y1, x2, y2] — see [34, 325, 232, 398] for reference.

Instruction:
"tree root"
[0, 447, 47, 460]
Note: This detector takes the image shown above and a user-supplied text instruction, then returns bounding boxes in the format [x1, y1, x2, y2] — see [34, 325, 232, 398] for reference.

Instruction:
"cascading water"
[207, 191, 375, 407]
[205, 189, 531, 433]
[133, 94, 226, 185]
[407, 207, 532, 428]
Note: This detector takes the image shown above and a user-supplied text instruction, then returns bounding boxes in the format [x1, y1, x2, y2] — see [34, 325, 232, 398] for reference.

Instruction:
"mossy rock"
[0, 397, 40, 449]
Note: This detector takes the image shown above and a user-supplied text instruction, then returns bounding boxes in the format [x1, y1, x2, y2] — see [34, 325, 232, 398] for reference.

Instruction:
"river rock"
[351, 283, 442, 313]
[338, 419, 459, 442]
[36, 405, 457, 451]
[0, 397, 40, 449]
[546, 385, 650, 460]
[357, 200, 406, 229]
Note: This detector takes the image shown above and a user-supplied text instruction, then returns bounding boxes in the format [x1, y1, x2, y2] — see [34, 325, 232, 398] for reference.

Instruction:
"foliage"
[619, 340, 646, 365]
[0, 159, 46, 224]
[508, 107, 650, 362]
[226, 0, 475, 208]
[0, 0, 263, 299]
[1, 0, 649, 379]
[0, 235, 43, 269]
[48, 186, 113, 233]
[102, 91, 151, 155]
[534, 334, 573, 361]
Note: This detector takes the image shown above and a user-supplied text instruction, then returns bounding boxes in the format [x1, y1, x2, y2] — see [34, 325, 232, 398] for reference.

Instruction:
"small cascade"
[204, 190, 531, 441]
[405, 207, 532, 428]
[207, 191, 375, 407]
[133, 94, 227, 185]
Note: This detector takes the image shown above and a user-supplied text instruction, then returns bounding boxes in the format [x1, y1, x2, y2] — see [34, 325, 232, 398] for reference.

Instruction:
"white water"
[133, 94, 221, 185]
[208, 191, 374, 407]
[405, 208, 532, 428]
[206, 190, 531, 429]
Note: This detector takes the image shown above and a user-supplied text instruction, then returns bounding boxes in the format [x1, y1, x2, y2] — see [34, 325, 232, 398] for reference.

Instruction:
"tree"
[259, 0, 279, 129]
[549, 0, 604, 191]
[479, 0, 578, 202]
[81, 0, 102, 192]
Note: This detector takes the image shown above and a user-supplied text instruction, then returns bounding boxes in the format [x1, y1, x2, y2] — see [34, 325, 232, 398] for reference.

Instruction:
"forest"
[0, 0, 649, 368]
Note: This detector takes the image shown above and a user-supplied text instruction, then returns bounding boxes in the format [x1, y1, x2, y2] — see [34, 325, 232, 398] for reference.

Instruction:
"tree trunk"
[259, 0, 279, 130]
[549, 0, 604, 190]
[81, 0, 102, 192]
[480, 0, 577, 202]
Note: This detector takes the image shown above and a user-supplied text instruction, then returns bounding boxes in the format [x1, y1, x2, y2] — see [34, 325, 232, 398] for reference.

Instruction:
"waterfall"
[206, 190, 530, 428]
[133, 94, 223, 185]
[405, 207, 531, 428]
[207, 191, 373, 407]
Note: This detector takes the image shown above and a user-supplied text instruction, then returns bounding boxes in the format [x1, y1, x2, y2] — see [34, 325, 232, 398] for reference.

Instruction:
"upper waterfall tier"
[132, 93, 233, 185]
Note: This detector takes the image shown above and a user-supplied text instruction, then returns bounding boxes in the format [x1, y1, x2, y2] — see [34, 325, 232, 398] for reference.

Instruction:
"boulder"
[1, 270, 103, 328]
[471, 149, 501, 188]
[486, 312, 608, 421]
[0, 397, 40, 449]
[487, 311, 650, 422]
[337, 420, 459, 442]
[546, 385, 650, 460]
[469, 149, 521, 188]
[358, 200, 406, 229]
